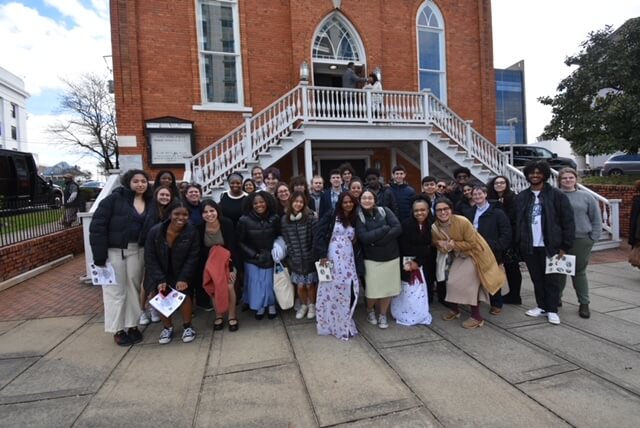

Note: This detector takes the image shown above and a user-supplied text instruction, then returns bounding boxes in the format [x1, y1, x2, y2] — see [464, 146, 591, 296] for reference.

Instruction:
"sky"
[1, 0, 639, 177]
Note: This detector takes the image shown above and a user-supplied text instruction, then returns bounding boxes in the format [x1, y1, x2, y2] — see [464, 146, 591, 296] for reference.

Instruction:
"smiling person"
[557, 168, 601, 319]
[219, 172, 247, 227]
[432, 197, 506, 329]
[281, 191, 317, 319]
[237, 191, 281, 319]
[356, 189, 402, 329]
[200, 200, 242, 332]
[184, 183, 204, 227]
[145, 203, 200, 344]
[263, 167, 281, 195]
[138, 185, 175, 326]
[90, 169, 152, 346]
[153, 170, 181, 202]
[514, 160, 575, 325]
[314, 192, 362, 340]
[251, 166, 267, 191]
[348, 176, 364, 200]
[275, 182, 291, 217]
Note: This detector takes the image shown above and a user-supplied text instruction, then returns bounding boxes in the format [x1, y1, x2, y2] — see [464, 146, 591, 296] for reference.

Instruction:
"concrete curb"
[0, 254, 74, 293]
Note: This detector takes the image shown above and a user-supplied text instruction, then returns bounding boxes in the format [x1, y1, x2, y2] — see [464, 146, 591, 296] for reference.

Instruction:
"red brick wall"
[0, 227, 84, 282]
[585, 184, 636, 238]
[110, 0, 496, 177]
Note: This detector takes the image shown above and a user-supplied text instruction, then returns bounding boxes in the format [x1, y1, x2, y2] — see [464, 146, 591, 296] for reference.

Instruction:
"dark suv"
[498, 145, 577, 170]
[0, 149, 63, 209]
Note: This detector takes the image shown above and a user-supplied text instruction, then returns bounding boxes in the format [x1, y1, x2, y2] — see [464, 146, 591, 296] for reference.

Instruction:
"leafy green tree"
[49, 73, 119, 172]
[539, 18, 640, 155]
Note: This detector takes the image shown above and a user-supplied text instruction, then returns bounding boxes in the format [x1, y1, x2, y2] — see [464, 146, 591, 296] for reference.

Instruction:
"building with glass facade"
[495, 60, 526, 145]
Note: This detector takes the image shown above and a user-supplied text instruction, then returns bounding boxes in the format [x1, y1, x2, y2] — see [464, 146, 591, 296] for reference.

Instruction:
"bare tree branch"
[48, 73, 118, 172]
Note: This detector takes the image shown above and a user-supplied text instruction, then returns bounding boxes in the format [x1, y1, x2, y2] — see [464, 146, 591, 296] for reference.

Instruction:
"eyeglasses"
[437, 184, 446, 189]
[435, 207, 451, 213]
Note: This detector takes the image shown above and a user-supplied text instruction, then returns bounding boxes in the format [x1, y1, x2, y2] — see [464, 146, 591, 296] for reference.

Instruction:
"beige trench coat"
[431, 215, 506, 296]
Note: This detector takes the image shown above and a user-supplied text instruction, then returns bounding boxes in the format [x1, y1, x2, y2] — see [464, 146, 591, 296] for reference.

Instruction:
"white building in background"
[0, 66, 29, 151]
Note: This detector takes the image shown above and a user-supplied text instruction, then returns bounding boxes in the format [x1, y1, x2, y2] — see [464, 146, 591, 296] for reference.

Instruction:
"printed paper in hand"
[90, 262, 117, 286]
[315, 261, 333, 282]
[149, 289, 187, 318]
[545, 254, 576, 276]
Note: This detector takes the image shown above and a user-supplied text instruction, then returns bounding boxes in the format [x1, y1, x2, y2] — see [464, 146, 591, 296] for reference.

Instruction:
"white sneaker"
[367, 311, 377, 325]
[547, 312, 561, 325]
[525, 307, 546, 317]
[307, 304, 316, 320]
[296, 304, 308, 320]
[378, 314, 389, 329]
[149, 307, 161, 323]
[138, 311, 150, 326]
[182, 327, 196, 343]
[158, 327, 173, 344]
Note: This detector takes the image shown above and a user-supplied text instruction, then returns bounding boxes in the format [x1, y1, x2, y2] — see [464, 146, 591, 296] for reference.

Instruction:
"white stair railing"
[186, 85, 618, 245]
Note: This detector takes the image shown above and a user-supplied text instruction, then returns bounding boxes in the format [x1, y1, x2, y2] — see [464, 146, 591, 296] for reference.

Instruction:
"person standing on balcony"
[450, 167, 471, 206]
[390, 165, 416, 222]
[89, 169, 152, 346]
[252, 166, 267, 191]
[61, 173, 81, 227]
[318, 169, 343, 219]
[557, 168, 601, 319]
[342, 62, 366, 88]
[364, 167, 398, 217]
[514, 161, 575, 325]
[363, 73, 383, 118]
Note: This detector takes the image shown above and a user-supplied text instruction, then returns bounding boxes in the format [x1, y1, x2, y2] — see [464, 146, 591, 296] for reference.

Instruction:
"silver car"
[603, 154, 640, 176]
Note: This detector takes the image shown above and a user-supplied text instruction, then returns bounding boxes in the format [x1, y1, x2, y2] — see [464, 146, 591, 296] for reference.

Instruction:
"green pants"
[559, 237, 594, 305]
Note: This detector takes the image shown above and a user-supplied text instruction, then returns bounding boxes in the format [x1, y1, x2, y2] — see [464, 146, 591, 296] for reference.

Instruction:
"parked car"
[602, 154, 640, 176]
[498, 145, 577, 170]
[0, 149, 63, 210]
[79, 181, 105, 201]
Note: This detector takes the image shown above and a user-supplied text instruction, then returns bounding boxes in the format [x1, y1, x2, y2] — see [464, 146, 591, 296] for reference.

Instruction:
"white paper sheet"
[149, 289, 187, 318]
[90, 263, 117, 286]
[315, 261, 333, 282]
[545, 254, 576, 276]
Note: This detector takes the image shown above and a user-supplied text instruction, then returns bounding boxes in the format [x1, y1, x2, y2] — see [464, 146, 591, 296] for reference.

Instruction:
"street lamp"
[299, 61, 310, 82]
[506, 117, 518, 164]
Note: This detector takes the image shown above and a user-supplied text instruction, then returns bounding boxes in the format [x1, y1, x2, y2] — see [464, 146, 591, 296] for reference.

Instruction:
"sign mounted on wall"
[145, 117, 195, 166]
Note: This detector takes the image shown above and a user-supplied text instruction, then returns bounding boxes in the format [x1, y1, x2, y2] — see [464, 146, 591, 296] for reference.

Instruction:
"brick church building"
[110, 0, 497, 192]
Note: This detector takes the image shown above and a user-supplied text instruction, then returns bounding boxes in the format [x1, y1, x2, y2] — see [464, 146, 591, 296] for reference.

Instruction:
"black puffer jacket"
[143, 221, 200, 293]
[139, 201, 174, 247]
[464, 203, 512, 263]
[89, 187, 151, 265]
[514, 183, 575, 257]
[281, 209, 316, 275]
[356, 206, 402, 262]
[237, 211, 281, 268]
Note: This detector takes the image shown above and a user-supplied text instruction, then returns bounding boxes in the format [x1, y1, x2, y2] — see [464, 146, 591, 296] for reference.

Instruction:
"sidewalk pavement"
[1, 249, 639, 427]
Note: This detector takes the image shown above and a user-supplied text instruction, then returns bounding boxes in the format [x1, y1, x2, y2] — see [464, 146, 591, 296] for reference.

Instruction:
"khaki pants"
[103, 244, 143, 333]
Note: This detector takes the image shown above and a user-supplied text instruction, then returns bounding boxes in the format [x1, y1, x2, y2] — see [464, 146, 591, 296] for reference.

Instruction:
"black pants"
[503, 260, 522, 304]
[522, 247, 562, 313]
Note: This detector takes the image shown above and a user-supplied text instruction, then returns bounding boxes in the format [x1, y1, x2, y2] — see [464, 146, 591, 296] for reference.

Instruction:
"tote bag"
[273, 262, 294, 309]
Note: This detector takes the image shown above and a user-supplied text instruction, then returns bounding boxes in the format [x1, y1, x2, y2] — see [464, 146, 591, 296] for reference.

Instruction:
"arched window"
[313, 14, 364, 62]
[417, 1, 446, 102]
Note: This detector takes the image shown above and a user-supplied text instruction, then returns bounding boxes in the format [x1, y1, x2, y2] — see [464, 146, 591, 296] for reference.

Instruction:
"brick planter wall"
[584, 184, 636, 238]
[0, 226, 84, 282]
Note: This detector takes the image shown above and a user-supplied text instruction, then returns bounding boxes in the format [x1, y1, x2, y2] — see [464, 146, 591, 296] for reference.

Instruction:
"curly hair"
[244, 190, 277, 215]
[523, 160, 551, 181]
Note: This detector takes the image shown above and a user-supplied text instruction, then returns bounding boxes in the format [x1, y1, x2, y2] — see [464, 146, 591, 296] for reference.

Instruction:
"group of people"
[89, 159, 603, 346]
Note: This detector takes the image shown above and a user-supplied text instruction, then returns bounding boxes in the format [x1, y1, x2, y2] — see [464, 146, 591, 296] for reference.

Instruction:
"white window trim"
[416, 1, 447, 104]
[310, 12, 367, 78]
[194, 0, 248, 111]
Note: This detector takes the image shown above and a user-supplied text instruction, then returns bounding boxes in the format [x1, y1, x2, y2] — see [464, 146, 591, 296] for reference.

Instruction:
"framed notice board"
[145, 117, 195, 167]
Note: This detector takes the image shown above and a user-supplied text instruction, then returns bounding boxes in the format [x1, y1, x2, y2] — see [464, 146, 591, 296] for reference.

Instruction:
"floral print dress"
[316, 221, 360, 340]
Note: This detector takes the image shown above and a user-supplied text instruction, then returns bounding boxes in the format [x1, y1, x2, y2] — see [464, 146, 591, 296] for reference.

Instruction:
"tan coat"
[432, 215, 506, 296]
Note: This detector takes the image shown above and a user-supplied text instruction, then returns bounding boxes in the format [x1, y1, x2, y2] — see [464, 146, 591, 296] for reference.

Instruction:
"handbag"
[629, 246, 640, 268]
[273, 262, 294, 309]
